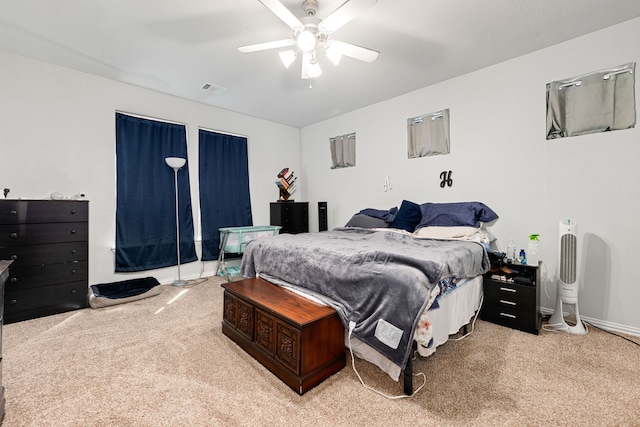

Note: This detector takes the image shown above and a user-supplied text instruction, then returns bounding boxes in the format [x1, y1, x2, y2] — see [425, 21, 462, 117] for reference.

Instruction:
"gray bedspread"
[240, 227, 489, 369]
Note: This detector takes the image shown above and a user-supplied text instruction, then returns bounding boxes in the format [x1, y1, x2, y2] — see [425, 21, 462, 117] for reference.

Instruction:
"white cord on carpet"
[347, 322, 426, 399]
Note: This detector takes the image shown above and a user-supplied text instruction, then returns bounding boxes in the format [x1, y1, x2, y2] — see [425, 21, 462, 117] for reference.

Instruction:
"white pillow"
[414, 226, 480, 239]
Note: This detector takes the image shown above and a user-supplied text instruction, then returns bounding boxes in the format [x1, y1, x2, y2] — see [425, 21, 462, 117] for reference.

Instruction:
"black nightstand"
[481, 258, 541, 335]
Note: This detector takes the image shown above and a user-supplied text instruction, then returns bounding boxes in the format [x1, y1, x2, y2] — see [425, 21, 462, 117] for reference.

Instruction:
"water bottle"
[507, 239, 517, 261]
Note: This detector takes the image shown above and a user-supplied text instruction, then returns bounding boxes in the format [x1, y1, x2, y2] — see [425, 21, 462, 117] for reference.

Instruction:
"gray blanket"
[240, 227, 489, 369]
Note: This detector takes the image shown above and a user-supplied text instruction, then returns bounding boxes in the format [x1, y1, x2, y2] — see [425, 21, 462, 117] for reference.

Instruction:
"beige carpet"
[3, 276, 639, 427]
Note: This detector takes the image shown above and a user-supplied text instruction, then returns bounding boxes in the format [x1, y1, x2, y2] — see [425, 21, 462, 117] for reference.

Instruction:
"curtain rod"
[115, 110, 187, 126]
[198, 126, 248, 139]
[329, 132, 356, 141]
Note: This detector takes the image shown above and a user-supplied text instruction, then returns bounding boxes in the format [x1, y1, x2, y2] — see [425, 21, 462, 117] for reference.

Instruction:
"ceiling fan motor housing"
[303, 0, 319, 16]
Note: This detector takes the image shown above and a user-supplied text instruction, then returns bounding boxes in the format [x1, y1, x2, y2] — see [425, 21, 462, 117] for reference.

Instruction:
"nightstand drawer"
[481, 307, 538, 331]
[484, 280, 535, 306]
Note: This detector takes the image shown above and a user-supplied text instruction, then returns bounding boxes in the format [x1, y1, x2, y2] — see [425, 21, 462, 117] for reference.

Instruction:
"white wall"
[301, 18, 640, 334]
[0, 51, 300, 285]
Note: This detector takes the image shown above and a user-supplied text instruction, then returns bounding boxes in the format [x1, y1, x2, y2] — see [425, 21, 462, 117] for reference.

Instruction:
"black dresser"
[270, 202, 309, 234]
[0, 260, 10, 422]
[0, 200, 89, 324]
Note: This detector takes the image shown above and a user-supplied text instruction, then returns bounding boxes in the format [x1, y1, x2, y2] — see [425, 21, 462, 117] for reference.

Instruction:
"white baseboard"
[540, 307, 640, 338]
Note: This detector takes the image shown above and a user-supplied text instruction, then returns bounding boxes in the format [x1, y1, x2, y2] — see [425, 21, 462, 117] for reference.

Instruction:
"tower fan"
[548, 219, 587, 334]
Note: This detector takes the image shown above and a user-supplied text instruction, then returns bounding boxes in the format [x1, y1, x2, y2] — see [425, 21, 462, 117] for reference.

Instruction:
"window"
[198, 129, 253, 260]
[115, 113, 197, 272]
[546, 63, 636, 139]
[329, 132, 356, 169]
[407, 109, 450, 158]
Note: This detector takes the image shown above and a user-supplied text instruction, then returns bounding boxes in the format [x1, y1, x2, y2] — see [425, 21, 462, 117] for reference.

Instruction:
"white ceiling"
[2, 0, 640, 128]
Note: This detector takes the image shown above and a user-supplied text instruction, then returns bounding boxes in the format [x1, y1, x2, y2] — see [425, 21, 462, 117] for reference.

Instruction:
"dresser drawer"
[0, 200, 88, 224]
[0, 222, 88, 246]
[0, 241, 88, 267]
[4, 281, 88, 323]
[6, 261, 88, 289]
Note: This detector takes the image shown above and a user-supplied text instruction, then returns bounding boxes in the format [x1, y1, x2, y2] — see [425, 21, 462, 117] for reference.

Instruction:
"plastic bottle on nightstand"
[527, 234, 540, 266]
[507, 239, 517, 262]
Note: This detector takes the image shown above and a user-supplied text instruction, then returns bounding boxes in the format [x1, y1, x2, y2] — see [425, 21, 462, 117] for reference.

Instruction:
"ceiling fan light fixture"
[301, 52, 322, 79]
[296, 30, 317, 52]
[325, 43, 343, 65]
[308, 59, 322, 78]
[279, 49, 297, 68]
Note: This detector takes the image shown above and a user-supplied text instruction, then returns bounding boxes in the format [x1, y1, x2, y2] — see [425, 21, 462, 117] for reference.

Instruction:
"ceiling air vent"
[201, 83, 226, 95]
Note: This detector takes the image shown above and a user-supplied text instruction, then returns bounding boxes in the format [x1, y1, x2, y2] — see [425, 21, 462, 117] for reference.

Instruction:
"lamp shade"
[165, 157, 186, 170]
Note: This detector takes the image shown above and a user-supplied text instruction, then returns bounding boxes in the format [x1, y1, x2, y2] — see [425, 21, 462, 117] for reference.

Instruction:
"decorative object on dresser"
[0, 260, 11, 422]
[270, 201, 308, 234]
[221, 277, 346, 395]
[0, 200, 89, 324]
[275, 167, 297, 201]
[481, 256, 541, 335]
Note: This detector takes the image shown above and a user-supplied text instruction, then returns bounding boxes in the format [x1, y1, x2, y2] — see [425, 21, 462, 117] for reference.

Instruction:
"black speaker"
[318, 201, 328, 232]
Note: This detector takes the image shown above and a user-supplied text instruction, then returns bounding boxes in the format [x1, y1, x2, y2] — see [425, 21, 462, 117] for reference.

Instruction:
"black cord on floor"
[583, 321, 640, 347]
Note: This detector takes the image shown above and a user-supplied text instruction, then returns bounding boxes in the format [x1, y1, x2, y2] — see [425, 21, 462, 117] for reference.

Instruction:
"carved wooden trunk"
[221, 277, 345, 395]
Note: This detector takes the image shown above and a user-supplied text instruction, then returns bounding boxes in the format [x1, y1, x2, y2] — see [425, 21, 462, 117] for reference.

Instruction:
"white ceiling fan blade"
[318, 0, 377, 34]
[237, 39, 295, 53]
[331, 40, 379, 62]
[259, 0, 305, 31]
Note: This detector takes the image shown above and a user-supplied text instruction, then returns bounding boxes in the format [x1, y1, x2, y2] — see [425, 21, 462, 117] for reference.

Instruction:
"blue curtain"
[115, 113, 197, 272]
[199, 129, 253, 261]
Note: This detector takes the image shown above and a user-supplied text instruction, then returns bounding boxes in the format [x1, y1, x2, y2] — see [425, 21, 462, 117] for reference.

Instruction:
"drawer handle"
[10, 232, 18, 238]
[9, 299, 17, 305]
[70, 230, 77, 234]
[499, 287, 517, 293]
[71, 269, 77, 274]
[9, 210, 17, 216]
[499, 299, 516, 306]
[71, 249, 77, 254]
[499, 312, 517, 319]
[10, 254, 18, 260]
[71, 210, 77, 214]
[71, 289, 77, 294]
[10, 277, 17, 283]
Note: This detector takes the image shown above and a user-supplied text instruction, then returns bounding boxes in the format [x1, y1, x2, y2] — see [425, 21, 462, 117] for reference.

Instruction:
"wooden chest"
[221, 277, 345, 395]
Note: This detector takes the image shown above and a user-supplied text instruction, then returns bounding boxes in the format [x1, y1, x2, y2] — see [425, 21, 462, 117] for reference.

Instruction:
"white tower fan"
[548, 219, 587, 334]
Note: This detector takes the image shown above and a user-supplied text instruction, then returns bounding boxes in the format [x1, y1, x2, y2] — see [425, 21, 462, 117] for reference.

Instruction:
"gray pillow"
[345, 214, 389, 228]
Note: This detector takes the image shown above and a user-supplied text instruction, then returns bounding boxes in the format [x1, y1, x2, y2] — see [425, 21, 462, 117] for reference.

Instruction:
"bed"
[238, 200, 497, 394]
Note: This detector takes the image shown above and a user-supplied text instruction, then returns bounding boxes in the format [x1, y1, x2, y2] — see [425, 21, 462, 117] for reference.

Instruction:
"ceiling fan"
[237, 0, 379, 79]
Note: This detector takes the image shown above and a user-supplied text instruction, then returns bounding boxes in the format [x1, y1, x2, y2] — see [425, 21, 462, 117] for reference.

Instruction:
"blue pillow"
[417, 202, 498, 228]
[389, 200, 422, 232]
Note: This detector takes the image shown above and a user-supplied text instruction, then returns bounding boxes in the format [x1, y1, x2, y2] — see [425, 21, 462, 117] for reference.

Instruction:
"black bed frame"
[403, 324, 469, 395]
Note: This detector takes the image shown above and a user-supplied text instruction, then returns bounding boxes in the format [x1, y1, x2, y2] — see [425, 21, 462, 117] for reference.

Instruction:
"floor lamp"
[165, 157, 188, 287]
